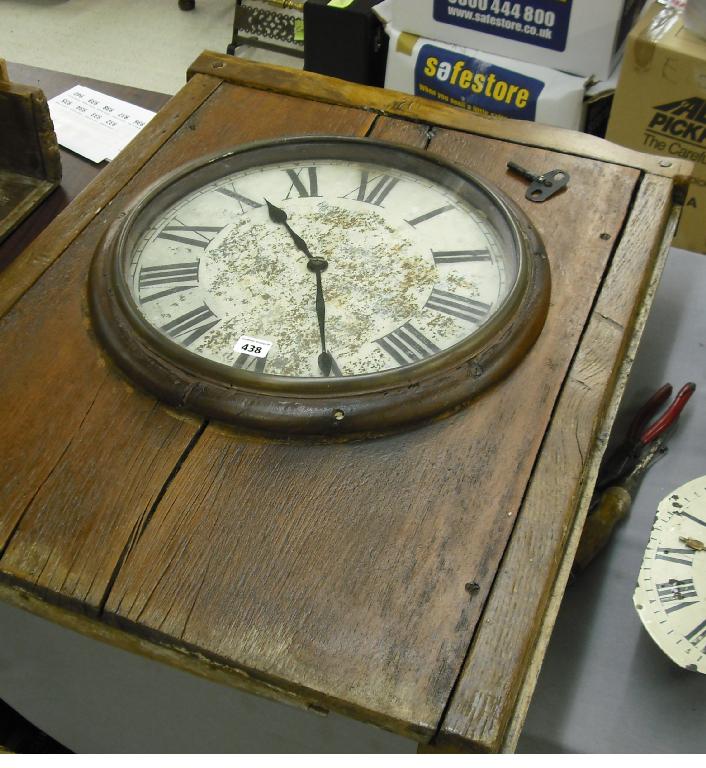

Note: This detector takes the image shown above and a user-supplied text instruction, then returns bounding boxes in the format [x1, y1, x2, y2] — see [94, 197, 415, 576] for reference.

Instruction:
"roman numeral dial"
[425, 288, 491, 324]
[634, 475, 706, 674]
[97, 134, 552, 435]
[160, 304, 220, 347]
[285, 166, 320, 199]
[156, 223, 223, 249]
[138, 262, 200, 303]
[342, 171, 399, 207]
[126, 148, 525, 383]
[375, 323, 440, 366]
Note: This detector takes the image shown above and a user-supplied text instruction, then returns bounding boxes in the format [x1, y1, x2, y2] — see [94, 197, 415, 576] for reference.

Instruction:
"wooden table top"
[0, 55, 691, 752]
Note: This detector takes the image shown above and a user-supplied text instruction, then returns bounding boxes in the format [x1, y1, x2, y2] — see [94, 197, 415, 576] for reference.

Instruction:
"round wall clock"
[634, 476, 706, 673]
[89, 136, 550, 435]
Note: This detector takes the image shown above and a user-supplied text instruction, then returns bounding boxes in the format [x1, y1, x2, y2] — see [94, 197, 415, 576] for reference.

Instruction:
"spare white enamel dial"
[634, 475, 706, 673]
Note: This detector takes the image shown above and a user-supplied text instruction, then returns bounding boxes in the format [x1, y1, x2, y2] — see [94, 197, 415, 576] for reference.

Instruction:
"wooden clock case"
[0, 55, 692, 751]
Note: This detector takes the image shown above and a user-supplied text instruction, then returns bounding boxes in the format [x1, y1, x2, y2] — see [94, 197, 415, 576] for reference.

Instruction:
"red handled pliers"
[595, 382, 696, 495]
[577, 382, 696, 569]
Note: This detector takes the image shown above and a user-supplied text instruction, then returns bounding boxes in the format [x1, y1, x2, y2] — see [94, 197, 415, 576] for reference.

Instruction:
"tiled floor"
[0, 0, 298, 94]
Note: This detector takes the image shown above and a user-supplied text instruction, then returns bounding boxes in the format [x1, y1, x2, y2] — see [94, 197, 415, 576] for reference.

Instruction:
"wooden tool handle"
[574, 486, 632, 571]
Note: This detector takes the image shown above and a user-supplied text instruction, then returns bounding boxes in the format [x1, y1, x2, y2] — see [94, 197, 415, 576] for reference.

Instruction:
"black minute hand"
[311, 262, 333, 377]
[264, 199, 333, 377]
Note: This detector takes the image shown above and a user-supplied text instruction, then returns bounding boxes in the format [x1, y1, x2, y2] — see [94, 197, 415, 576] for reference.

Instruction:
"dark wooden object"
[0, 63, 169, 273]
[0, 55, 691, 751]
[0, 66, 61, 244]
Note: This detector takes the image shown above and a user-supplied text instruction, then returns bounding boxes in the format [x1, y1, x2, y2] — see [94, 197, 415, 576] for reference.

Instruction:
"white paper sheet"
[47, 85, 156, 163]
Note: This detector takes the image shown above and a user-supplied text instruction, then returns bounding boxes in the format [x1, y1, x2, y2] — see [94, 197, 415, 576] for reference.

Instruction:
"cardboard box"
[384, 25, 589, 129]
[374, 0, 645, 79]
[606, 1, 706, 253]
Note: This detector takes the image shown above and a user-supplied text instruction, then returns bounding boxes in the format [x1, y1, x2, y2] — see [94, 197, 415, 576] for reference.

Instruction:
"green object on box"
[294, 18, 304, 42]
[328, 0, 355, 7]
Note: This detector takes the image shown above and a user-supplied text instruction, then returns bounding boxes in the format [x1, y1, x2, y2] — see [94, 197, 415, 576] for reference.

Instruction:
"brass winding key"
[507, 161, 570, 202]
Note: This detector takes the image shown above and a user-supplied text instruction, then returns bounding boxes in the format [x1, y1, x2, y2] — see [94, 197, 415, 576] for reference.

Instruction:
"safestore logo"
[644, 97, 706, 163]
[415, 43, 544, 119]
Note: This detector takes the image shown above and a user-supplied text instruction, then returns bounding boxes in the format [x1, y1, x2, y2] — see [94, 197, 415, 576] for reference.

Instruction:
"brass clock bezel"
[88, 135, 551, 436]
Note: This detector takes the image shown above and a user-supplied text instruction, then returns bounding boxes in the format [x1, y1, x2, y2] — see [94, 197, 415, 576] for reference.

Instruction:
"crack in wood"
[98, 419, 209, 616]
[0, 375, 108, 571]
[596, 311, 625, 333]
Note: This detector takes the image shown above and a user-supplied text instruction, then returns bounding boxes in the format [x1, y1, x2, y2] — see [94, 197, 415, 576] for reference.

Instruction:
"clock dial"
[634, 476, 706, 673]
[90, 136, 550, 434]
[128, 158, 512, 379]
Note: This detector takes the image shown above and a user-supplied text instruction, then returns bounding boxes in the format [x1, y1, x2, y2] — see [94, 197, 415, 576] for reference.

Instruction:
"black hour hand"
[264, 198, 288, 226]
[264, 198, 313, 260]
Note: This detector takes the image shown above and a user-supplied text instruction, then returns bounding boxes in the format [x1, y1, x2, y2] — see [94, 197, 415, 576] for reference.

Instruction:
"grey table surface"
[518, 246, 706, 754]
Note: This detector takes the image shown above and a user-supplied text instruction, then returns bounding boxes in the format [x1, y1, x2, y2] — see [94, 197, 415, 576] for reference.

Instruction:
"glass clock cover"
[89, 137, 550, 434]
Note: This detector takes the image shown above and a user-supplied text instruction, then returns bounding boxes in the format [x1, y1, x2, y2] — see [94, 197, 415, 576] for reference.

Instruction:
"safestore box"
[375, 0, 645, 79]
[384, 25, 588, 129]
[606, 2, 706, 253]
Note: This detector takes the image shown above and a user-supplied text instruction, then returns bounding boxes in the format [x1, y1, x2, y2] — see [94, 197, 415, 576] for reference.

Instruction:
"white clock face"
[634, 476, 706, 673]
[127, 157, 515, 379]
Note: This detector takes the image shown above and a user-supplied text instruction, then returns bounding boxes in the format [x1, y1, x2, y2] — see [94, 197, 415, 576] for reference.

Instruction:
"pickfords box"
[606, 1, 706, 253]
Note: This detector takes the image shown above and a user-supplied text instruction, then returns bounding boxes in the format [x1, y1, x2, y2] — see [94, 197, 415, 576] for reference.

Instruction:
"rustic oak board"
[188, 53, 693, 183]
[436, 175, 676, 751]
[497, 202, 679, 755]
[0, 58, 689, 750]
[101, 116, 636, 737]
[0, 84, 374, 595]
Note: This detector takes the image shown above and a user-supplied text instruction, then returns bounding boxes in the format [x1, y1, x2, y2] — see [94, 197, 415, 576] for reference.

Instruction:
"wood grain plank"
[188, 53, 694, 183]
[437, 175, 675, 752]
[0, 83, 376, 612]
[0, 580, 325, 716]
[499, 205, 679, 755]
[368, 115, 430, 146]
[102, 124, 640, 738]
